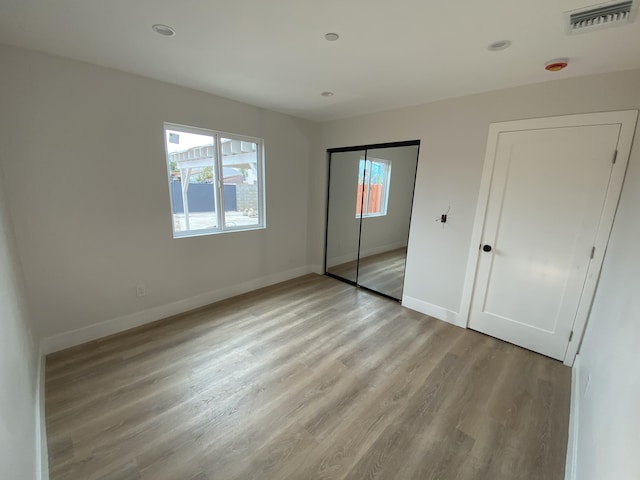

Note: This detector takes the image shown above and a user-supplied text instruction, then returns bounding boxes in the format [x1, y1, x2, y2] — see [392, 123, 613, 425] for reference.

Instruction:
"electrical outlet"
[136, 284, 146, 297]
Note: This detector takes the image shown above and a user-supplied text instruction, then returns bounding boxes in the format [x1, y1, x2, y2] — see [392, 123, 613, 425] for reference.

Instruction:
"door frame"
[458, 110, 638, 366]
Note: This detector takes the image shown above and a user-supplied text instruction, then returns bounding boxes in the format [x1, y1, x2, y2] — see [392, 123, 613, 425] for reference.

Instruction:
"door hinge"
[613, 150, 618, 164]
[590, 246, 596, 259]
[569, 330, 574, 342]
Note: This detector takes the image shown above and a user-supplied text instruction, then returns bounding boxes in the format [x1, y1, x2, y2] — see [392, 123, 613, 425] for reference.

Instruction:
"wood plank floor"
[328, 248, 407, 299]
[45, 274, 571, 480]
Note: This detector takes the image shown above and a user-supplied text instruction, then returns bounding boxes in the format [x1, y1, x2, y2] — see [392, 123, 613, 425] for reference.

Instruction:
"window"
[356, 157, 391, 217]
[163, 123, 265, 237]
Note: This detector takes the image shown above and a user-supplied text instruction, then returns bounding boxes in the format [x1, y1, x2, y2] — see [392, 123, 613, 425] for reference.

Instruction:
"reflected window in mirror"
[356, 158, 392, 217]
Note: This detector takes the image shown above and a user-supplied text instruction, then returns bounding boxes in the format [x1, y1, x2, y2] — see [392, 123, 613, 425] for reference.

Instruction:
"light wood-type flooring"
[328, 248, 407, 299]
[45, 274, 571, 480]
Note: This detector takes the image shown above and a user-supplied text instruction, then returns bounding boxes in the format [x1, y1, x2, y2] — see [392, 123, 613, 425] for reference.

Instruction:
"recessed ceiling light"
[320, 91, 334, 97]
[324, 33, 340, 41]
[545, 58, 569, 72]
[487, 40, 511, 51]
[152, 24, 176, 37]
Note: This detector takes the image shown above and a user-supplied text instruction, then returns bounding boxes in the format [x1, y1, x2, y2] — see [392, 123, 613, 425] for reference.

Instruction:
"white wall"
[0, 46, 317, 344]
[313, 69, 640, 318]
[0, 161, 39, 478]
[359, 146, 418, 257]
[569, 120, 640, 478]
[326, 150, 362, 268]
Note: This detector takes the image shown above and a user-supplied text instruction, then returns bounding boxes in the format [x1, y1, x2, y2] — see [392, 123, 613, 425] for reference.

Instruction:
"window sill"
[172, 224, 266, 239]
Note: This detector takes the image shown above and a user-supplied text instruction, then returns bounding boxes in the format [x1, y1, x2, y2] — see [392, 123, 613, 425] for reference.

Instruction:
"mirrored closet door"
[325, 141, 419, 300]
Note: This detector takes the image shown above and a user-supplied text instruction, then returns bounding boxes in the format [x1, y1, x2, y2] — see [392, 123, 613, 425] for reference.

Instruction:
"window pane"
[165, 129, 218, 234]
[221, 138, 260, 228]
[356, 158, 390, 217]
[367, 161, 386, 215]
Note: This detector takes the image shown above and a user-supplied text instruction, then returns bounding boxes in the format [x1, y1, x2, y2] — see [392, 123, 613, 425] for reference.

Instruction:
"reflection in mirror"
[325, 150, 365, 283]
[358, 146, 419, 299]
[325, 142, 419, 300]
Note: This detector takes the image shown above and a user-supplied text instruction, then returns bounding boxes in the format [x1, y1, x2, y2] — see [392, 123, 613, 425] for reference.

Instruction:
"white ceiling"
[1, 0, 639, 121]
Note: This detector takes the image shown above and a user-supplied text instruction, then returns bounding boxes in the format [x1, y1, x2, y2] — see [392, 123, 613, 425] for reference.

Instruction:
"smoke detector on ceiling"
[565, 0, 637, 34]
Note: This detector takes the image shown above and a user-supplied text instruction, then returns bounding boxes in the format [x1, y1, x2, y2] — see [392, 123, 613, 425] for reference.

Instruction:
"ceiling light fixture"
[487, 40, 511, 51]
[545, 58, 569, 71]
[324, 33, 340, 41]
[320, 91, 334, 97]
[152, 24, 176, 37]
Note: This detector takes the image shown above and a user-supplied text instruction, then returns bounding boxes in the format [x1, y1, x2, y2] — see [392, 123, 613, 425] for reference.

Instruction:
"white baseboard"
[327, 241, 407, 268]
[310, 263, 324, 275]
[565, 354, 580, 480]
[35, 345, 49, 480]
[41, 265, 314, 354]
[326, 253, 357, 268]
[401, 295, 463, 327]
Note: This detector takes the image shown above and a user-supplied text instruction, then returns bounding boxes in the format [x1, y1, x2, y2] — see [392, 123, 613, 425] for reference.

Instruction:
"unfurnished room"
[0, 1, 639, 480]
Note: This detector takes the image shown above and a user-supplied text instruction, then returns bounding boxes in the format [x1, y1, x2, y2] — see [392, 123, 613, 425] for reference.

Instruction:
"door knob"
[482, 244, 492, 252]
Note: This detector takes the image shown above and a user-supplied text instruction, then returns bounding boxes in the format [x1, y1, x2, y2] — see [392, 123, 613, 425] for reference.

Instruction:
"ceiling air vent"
[566, 1, 637, 34]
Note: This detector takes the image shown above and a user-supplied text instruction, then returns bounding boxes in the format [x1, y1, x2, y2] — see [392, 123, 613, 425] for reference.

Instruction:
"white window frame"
[357, 157, 392, 218]
[163, 122, 266, 238]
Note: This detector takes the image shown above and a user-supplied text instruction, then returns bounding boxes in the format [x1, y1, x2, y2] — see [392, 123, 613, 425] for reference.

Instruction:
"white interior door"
[468, 123, 623, 360]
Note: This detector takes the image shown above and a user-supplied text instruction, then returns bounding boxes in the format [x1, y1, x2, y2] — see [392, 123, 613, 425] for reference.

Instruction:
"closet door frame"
[324, 140, 420, 300]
